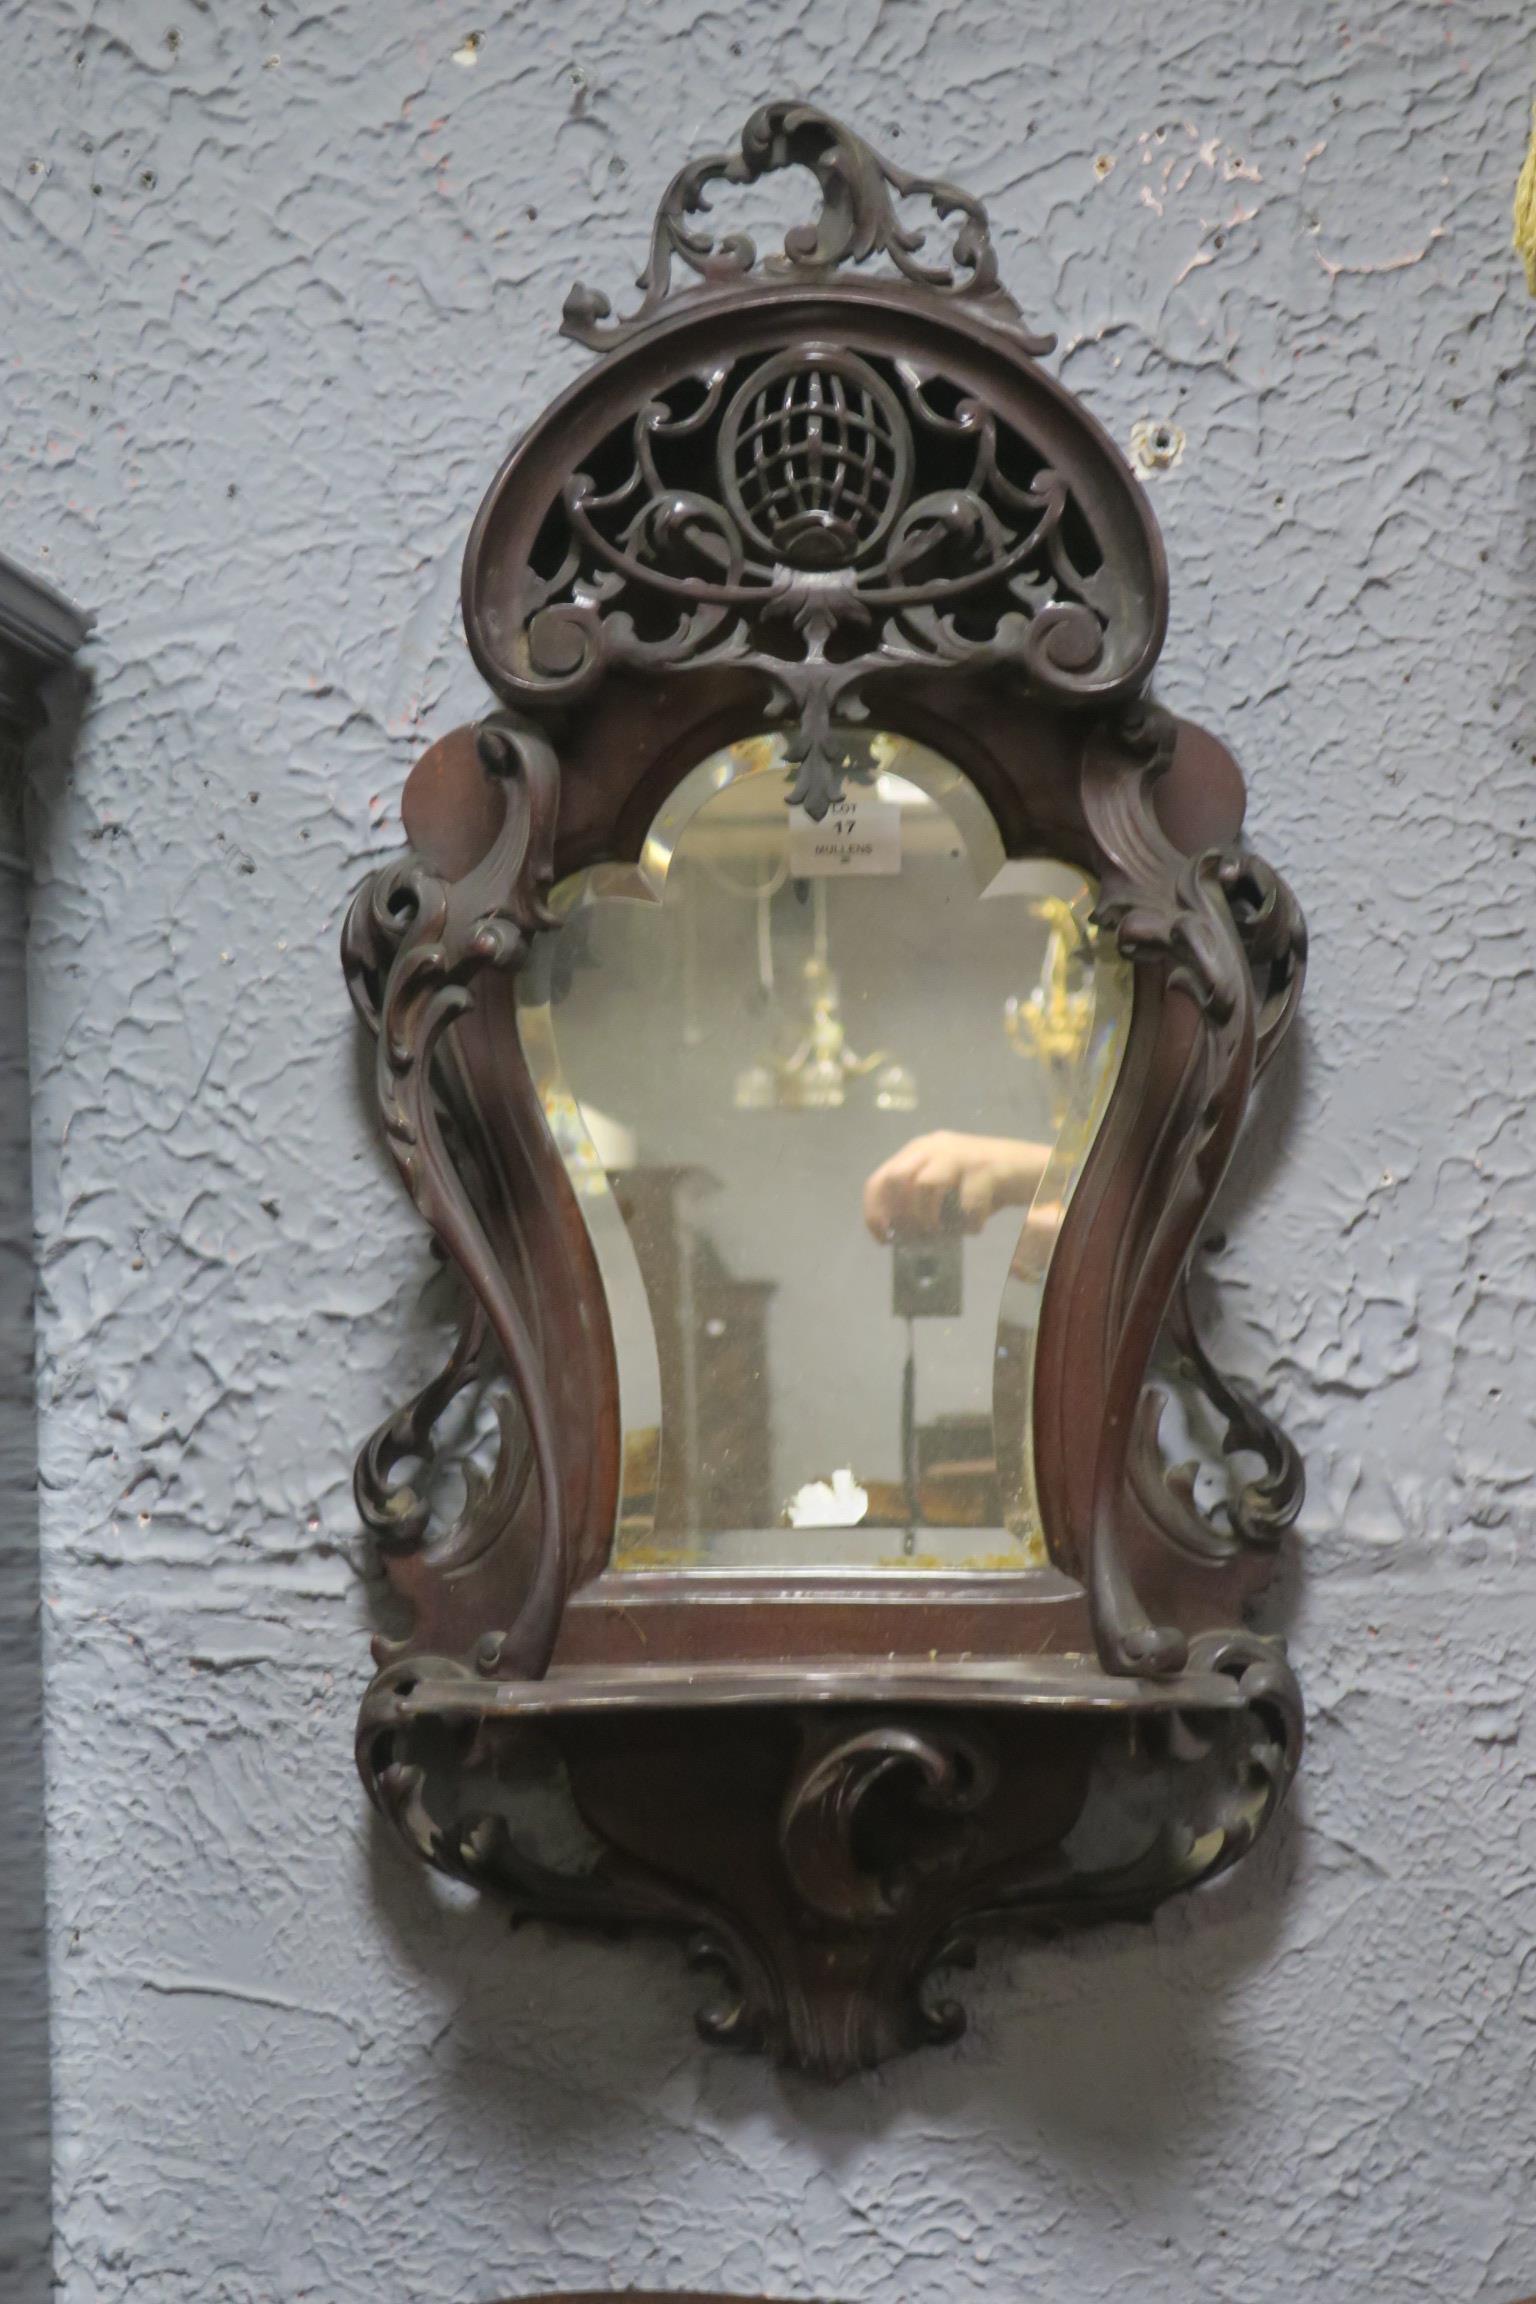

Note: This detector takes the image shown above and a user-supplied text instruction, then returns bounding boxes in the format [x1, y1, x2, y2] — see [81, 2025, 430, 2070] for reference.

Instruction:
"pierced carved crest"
[464, 108, 1165, 819]
[561, 100, 1052, 351]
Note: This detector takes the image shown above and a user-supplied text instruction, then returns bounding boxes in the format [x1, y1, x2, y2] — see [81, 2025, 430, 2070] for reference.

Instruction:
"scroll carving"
[468, 341, 1153, 819]
[341, 714, 567, 1678]
[1150, 848, 1308, 1556]
[562, 101, 1051, 352]
[779, 1720, 998, 1923]
[1066, 708, 1309, 1676]
[357, 1657, 1303, 2080]
[464, 107, 1166, 818]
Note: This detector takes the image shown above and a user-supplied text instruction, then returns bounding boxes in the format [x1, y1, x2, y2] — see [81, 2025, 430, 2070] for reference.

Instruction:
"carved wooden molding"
[342, 105, 1308, 2079]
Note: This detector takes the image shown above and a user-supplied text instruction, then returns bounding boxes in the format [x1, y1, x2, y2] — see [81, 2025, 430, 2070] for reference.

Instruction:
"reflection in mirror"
[518, 736, 1132, 1573]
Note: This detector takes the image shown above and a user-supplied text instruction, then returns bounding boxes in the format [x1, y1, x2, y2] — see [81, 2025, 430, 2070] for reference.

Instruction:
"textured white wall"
[5, 1, 1536, 2298]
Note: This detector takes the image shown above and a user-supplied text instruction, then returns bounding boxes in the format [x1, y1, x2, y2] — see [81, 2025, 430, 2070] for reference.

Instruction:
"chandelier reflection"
[734, 886, 918, 1115]
[722, 737, 918, 1116]
[1004, 896, 1096, 1128]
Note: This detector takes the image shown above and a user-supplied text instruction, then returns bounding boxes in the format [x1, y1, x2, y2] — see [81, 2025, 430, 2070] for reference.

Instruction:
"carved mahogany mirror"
[344, 103, 1307, 2079]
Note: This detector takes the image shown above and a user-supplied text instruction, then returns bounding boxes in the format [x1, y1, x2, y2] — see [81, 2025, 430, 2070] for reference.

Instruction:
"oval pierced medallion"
[719, 350, 911, 569]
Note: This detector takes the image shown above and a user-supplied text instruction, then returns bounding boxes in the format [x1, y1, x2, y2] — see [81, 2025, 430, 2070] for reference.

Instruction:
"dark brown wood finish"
[0, 550, 91, 771]
[342, 102, 1307, 2076]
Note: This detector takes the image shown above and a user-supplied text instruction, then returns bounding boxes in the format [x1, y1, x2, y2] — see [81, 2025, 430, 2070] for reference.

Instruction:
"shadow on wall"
[0, 570, 90, 2304]
[361, 1768, 1303, 2168]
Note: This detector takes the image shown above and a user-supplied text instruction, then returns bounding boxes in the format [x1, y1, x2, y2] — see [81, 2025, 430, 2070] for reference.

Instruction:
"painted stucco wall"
[4, 1, 1536, 2298]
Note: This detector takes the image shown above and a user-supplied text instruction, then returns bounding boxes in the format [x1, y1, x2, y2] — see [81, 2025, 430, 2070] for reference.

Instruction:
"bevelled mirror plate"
[520, 733, 1131, 1574]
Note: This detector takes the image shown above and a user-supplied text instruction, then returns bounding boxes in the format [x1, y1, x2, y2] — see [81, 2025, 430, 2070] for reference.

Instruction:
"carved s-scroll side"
[1077, 711, 1260, 1675]
[1069, 718, 1308, 1675]
[1134, 842, 1308, 1561]
[342, 715, 566, 1679]
[1161, 845, 1308, 1550]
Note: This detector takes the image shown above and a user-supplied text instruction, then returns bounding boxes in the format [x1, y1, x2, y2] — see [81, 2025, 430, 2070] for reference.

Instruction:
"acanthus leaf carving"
[779, 1719, 998, 1923]
[475, 346, 1146, 813]
[356, 1665, 1304, 2080]
[1073, 708, 1308, 1676]
[562, 102, 1054, 354]
[341, 715, 567, 1677]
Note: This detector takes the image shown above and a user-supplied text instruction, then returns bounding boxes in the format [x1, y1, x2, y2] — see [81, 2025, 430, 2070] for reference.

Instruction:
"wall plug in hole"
[1130, 418, 1186, 474]
[451, 31, 482, 66]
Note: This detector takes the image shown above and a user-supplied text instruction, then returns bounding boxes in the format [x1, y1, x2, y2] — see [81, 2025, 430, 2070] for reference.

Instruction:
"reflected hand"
[863, 1130, 1053, 1242]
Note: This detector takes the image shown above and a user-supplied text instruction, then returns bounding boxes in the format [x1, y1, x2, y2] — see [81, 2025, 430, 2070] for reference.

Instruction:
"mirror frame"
[341, 104, 1308, 2078]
